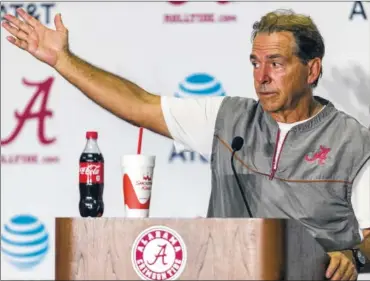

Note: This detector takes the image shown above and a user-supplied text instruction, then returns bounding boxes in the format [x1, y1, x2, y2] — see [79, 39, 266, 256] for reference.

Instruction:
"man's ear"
[307, 58, 322, 86]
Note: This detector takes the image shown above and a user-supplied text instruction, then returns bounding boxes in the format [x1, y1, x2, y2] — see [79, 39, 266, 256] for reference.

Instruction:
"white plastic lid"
[121, 155, 156, 167]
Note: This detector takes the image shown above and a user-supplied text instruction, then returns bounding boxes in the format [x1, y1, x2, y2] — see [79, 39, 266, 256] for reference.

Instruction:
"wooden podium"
[55, 218, 329, 280]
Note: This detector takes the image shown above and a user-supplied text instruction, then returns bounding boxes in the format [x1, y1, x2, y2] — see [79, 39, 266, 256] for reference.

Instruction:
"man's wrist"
[54, 49, 73, 73]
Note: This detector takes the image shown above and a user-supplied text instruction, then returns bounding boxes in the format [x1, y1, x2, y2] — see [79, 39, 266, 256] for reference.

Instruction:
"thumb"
[54, 13, 66, 32]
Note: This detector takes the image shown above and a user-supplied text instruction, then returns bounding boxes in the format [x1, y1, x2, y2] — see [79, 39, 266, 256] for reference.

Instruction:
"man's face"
[250, 31, 309, 113]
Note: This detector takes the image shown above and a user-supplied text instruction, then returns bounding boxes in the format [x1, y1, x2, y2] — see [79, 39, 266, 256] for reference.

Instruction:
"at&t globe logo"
[169, 72, 226, 163]
[175, 73, 226, 98]
[1, 214, 49, 270]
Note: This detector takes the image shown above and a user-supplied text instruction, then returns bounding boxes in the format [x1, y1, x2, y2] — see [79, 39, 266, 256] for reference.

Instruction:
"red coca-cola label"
[79, 162, 104, 184]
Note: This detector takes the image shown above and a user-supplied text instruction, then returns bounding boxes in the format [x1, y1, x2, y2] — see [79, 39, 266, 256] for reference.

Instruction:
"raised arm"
[1, 8, 170, 138]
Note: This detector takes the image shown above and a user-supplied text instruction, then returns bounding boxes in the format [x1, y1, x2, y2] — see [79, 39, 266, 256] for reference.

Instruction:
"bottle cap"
[86, 131, 98, 139]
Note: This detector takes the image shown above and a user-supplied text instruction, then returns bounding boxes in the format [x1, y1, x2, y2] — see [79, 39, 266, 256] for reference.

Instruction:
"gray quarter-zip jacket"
[207, 96, 370, 251]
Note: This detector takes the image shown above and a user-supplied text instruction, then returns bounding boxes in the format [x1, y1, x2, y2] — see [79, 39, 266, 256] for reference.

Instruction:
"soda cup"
[121, 155, 155, 218]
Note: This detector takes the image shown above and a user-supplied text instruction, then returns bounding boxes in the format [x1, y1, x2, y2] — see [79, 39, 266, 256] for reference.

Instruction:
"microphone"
[231, 136, 253, 218]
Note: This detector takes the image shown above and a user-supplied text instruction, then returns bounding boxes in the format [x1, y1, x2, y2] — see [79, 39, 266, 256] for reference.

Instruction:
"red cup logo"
[131, 226, 187, 280]
[123, 174, 151, 209]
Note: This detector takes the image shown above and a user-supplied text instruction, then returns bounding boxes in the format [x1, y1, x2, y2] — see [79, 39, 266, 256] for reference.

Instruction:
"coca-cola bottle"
[79, 131, 104, 217]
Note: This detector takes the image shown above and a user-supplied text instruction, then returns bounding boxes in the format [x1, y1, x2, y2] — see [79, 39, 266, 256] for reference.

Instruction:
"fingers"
[16, 8, 42, 29]
[331, 264, 347, 280]
[326, 251, 357, 281]
[2, 21, 29, 42]
[3, 13, 33, 35]
[329, 259, 352, 280]
[6, 36, 28, 51]
[326, 256, 341, 279]
[335, 263, 350, 280]
[1, 8, 42, 52]
[340, 265, 356, 281]
[331, 260, 349, 280]
[2, 8, 37, 47]
[341, 270, 355, 281]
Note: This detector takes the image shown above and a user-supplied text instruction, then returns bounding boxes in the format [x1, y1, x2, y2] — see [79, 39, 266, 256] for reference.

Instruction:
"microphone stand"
[231, 150, 253, 218]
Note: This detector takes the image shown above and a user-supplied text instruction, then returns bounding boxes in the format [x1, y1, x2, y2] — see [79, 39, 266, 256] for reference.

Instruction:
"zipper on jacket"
[269, 129, 289, 180]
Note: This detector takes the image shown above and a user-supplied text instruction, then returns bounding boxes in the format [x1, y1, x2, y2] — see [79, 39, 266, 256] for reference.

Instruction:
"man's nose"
[256, 66, 271, 84]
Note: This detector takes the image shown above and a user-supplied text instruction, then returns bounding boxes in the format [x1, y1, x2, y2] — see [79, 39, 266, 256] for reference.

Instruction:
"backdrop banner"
[1, 1, 369, 280]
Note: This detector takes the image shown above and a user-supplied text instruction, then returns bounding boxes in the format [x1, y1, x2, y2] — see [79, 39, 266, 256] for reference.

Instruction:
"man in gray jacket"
[2, 7, 369, 281]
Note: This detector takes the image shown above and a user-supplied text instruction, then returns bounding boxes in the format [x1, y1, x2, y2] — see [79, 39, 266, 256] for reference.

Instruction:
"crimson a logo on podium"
[131, 226, 187, 280]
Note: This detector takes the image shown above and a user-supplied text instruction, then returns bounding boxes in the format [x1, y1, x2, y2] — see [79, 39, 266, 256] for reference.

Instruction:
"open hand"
[326, 251, 357, 280]
[2, 8, 69, 67]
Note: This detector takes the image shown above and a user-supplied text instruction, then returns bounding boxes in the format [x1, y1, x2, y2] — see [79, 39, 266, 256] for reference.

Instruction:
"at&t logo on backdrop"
[164, 1, 237, 24]
[1, 214, 49, 270]
[169, 73, 226, 163]
[175, 73, 226, 98]
[0, 2, 56, 24]
[131, 225, 187, 280]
